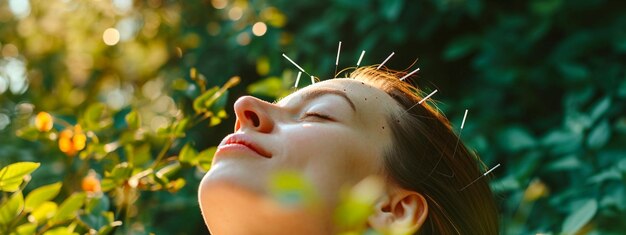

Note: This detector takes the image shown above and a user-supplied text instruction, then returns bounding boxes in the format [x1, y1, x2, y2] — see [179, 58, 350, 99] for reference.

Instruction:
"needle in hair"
[282, 53, 311, 77]
[376, 52, 395, 70]
[399, 67, 420, 81]
[450, 109, 468, 161]
[294, 71, 302, 88]
[334, 41, 342, 77]
[401, 89, 439, 115]
[356, 50, 366, 67]
[418, 89, 438, 104]
[459, 164, 501, 191]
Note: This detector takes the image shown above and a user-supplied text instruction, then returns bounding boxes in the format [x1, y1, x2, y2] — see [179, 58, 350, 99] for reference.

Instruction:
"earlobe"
[368, 190, 428, 234]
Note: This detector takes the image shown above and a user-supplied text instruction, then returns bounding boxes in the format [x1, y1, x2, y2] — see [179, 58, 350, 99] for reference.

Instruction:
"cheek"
[279, 125, 381, 202]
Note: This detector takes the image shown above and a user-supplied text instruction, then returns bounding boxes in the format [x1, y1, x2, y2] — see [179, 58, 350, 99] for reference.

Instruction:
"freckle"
[382, 126, 385, 129]
[361, 82, 364, 85]
[365, 98, 367, 101]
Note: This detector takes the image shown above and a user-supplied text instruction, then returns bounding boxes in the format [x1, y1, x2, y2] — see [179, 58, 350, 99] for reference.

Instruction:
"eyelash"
[303, 112, 332, 120]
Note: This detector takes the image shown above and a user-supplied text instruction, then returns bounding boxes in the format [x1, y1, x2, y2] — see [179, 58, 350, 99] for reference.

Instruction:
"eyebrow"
[300, 88, 356, 112]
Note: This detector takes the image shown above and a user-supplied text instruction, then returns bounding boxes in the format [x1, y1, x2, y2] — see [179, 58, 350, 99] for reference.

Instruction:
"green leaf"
[156, 162, 181, 180]
[0, 192, 24, 225]
[83, 103, 111, 131]
[587, 120, 611, 149]
[496, 126, 536, 152]
[179, 143, 198, 165]
[0, 162, 41, 192]
[15, 126, 40, 141]
[247, 77, 286, 98]
[589, 97, 611, 122]
[42, 226, 78, 235]
[197, 147, 216, 172]
[125, 110, 141, 129]
[443, 36, 481, 61]
[51, 192, 86, 223]
[30, 201, 57, 224]
[15, 223, 37, 235]
[25, 182, 62, 211]
[193, 86, 219, 113]
[380, 0, 403, 21]
[562, 199, 597, 234]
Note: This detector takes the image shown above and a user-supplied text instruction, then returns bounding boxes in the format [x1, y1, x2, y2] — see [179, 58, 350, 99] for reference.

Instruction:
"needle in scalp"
[376, 52, 395, 70]
[282, 53, 311, 77]
[294, 71, 302, 88]
[460, 164, 501, 191]
[334, 41, 342, 77]
[399, 67, 420, 81]
[356, 50, 366, 68]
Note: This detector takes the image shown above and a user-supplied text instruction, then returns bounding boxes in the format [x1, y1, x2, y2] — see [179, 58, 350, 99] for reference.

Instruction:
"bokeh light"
[211, 0, 228, 9]
[103, 28, 121, 46]
[228, 7, 243, 21]
[236, 32, 251, 46]
[252, 22, 267, 36]
[8, 0, 30, 19]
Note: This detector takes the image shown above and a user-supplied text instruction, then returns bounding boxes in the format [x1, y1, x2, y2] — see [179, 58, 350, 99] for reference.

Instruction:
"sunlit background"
[1, 0, 625, 234]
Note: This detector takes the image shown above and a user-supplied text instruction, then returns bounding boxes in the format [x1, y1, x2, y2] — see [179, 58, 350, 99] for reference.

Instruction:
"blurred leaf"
[531, 0, 562, 15]
[15, 126, 40, 141]
[589, 97, 611, 122]
[0, 192, 24, 225]
[156, 162, 181, 181]
[496, 126, 536, 152]
[51, 192, 86, 223]
[197, 147, 216, 172]
[15, 223, 37, 235]
[380, 0, 404, 21]
[247, 76, 288, 98]
[443, 36, 481, 61]
[125, 110, 141, 129]
[269, 171, 317, 207]
[545, 155, 582, 171]
[179, 143, 198, 165]
[562, 199, 597, 234]
[42, 226, 78, 235]
[193, 86, 219, 113]
[0, 162, 40, 192]
[25, 182, 62, 211]
[30, 201, 57, 224]
[541, 129, 583, 154]
[587, 119, 611, 149]
[256, 57, 271, 76]
[83, 103, 112, 131]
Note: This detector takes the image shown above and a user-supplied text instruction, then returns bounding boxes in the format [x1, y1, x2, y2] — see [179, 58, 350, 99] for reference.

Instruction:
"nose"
[233, 96, 275, 133]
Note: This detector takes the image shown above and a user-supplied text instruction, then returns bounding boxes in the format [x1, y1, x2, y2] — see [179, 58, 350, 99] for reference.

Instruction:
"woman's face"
[199, 78, 401, 233]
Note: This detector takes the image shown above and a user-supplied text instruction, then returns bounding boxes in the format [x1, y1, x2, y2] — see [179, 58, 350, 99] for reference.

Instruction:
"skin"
[198, 78, 407, 234]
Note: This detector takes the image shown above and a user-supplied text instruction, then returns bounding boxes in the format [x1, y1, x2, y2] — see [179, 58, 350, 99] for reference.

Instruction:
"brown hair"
[348, 66, 499, 234]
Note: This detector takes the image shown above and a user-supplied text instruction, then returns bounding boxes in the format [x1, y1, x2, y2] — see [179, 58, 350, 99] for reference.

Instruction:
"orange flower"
[58, 124, 87, 156]
[82, 170, 101, 194]
[35, 112, 53, 132]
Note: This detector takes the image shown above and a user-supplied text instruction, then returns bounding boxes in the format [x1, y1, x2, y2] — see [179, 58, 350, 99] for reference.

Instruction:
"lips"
[218, 133, 272, 158]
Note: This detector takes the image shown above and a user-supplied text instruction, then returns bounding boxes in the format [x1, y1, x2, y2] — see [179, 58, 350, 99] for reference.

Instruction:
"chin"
[198, 181, 332, 235]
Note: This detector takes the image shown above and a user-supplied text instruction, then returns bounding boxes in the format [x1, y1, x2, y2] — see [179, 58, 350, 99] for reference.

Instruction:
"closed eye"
[302, 112, 333, 121]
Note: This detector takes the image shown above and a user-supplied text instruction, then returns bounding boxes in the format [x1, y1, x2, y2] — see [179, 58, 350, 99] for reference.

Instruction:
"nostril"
[244, 110, 260, 127]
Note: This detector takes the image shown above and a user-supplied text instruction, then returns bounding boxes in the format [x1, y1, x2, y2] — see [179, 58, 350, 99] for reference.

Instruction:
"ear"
[368, 189, 428, 234]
